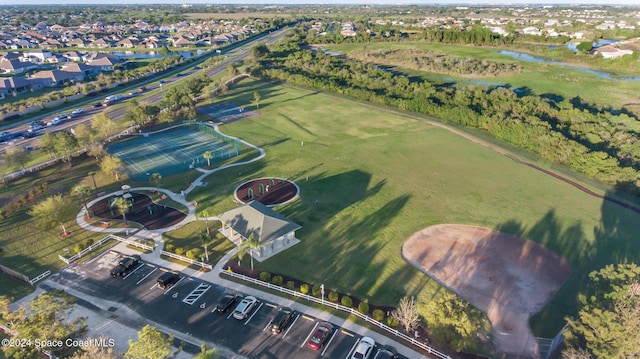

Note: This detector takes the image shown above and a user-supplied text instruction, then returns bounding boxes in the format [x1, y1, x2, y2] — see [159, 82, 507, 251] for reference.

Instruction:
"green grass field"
[187, 78, 640, 337]
[325, 42, 640, 110]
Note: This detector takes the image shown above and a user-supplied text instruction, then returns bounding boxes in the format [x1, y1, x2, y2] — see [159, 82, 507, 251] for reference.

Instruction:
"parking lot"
[52, 251, 410, 359]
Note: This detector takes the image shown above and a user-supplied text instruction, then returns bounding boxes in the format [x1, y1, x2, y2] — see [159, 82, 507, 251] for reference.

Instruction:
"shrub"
[312, 285, 322, 297]
[300, 283, 310, 294]
[259, 272, 271, 282]
[272, 275, 283, 286]
[373, 309, 385, 321]
[328, 291, 339, 303]
[185, 249, 198, 260]
[387, 317, 399, 328]
[358, 301, 369, 315]
[73, 243, 84, 254]
[175, 247, 185, 256]
[286, 281, 295, 290]
[84, 239, 94, 248]
[165, 244, 176, 253]
[341, 296, 353, 308]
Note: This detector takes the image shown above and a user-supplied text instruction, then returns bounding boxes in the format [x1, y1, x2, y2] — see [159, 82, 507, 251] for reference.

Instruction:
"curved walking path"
[68, 126, 433, 359]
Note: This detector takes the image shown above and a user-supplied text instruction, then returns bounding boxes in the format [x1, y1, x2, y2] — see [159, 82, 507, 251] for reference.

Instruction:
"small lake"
[498, 50, 640, 82]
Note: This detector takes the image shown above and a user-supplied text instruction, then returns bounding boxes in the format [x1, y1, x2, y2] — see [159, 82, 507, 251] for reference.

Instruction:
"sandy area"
[402, 224, 571, 358]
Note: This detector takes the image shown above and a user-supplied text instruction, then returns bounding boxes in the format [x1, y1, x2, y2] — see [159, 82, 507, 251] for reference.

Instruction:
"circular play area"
[88, 192, 186, 230]
[234, 178, 299, 206]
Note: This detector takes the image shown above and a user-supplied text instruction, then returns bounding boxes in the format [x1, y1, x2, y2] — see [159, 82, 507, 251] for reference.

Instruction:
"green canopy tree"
[125, 325, 174, 359]
[70, 342, 118, 359]
[29, 193, 76, 236]
[91, 113, 118, 140]
[111, 197, 130, 225]
[226, 63, 238, 78]
[0, 291, 87, 359]
[53, 130, 79, 167]
[4, 146, 30, 171]
[564, 263, 640, 358]
[100, 155, 125, 181]
[40, 132, 58, 158]
[72, 123, 93, 147]
[72, 184, 93, 218]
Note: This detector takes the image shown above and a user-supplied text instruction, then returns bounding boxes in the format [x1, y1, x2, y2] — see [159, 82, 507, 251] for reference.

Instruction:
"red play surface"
[236, 178, 298, 206]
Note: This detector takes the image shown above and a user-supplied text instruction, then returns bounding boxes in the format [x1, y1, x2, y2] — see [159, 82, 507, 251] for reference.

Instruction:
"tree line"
[253, 30, 640, 196]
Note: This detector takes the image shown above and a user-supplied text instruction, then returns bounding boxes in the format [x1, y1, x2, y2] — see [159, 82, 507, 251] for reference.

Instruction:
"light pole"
[321, 284, 325, 305]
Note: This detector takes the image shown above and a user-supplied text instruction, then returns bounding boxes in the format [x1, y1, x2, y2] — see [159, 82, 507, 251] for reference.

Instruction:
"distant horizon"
[3, 1, 640, 6]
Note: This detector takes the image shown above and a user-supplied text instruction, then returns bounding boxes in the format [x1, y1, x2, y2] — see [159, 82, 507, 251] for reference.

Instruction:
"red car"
[307, 322, 334, 351]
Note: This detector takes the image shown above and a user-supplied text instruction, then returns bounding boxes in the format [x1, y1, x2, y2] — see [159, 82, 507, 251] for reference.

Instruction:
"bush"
[175, 247, 185, 256]
[373, 309, 385, 321]
[185, 249, 198, 260]
[165, 244, 176, 253]
[358, 301, 369, 315]
[259, 272, 271, 282]
[387, 317, 399, 328]
[300, 283, 310, 294]
[286, 281, 295, 290]
[312, 284, 322, 297]
[83, 239, 94, 248]
[73, 243, 84, 254]
[272, 275, 283, 286]
[341, 296, 353, 308]
[328, 291, 339, 303]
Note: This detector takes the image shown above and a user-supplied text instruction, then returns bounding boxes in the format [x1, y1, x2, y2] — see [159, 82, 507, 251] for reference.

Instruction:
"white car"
[47, 118, 62, 126]
[351, 336, 375, 359]
[232, 296, 257, 320]
[71, 108, 84, 116]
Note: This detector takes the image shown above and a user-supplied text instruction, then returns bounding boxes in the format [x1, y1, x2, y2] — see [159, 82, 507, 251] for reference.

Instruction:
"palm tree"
[201, 209, 210, 235]
[239, 233, 262, 271]
[112, 197, 130, 225]
[202, 151, 213, 167]
[72, 184, 93, 218]
[151, 173, 162, 192]
[199, 231, 209, 263]
[253, 91, 261, 109]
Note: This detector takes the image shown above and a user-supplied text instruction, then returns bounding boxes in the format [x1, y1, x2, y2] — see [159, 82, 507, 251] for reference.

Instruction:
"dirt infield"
[235, 178, 299, 206]
[88, 192, 186, 230]
[402, 224, 571, 358]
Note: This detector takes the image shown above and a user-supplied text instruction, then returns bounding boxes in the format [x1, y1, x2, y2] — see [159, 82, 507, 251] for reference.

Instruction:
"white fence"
[222, 270, 452, 359]
[58, 234, 153, 265]
[161, 251, 212, 271]
[28, 270, 51, 286]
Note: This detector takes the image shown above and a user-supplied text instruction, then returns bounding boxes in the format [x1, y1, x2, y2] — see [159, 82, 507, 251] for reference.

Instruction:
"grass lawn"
[185, 78, 640, 337]
[324, 42, 640, 110]
[162, 220, 235, 265]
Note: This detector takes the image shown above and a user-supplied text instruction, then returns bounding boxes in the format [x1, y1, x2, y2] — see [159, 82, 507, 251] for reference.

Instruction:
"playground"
[106, 125, 240, 182]
[234, 178, 299, 206]
[197, 102, 258, 124]
[88, 192, 187, 230]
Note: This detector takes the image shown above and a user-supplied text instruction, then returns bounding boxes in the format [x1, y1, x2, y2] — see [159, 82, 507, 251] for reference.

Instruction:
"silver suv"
[232, 296, 257, 320]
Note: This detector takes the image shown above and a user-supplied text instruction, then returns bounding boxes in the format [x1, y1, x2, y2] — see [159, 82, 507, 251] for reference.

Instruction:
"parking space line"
[341, 329, 355, 337]
[163, 276, 186, 294]
[262, 320, 272, 332]
[282, 314, 299, 338]
[265, 303, 277, 309]
[321, 328, 339, 356]
[182, 283, 211, 305]
[244, 302, 263, 325]
[302, 314, 315, 321]
[122, 263, 144, 280]
[345, 340, 359, 359]
[301, 322, 319, 348]
[136, 267, 158, 285]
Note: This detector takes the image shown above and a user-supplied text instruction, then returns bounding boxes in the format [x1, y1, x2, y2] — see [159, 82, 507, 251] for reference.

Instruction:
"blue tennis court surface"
[197, 102, 258, 124]
[106, 125, 240, 182]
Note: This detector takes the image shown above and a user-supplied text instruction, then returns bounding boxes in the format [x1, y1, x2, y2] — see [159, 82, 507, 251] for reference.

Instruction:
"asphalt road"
[52, 250, 408, 359]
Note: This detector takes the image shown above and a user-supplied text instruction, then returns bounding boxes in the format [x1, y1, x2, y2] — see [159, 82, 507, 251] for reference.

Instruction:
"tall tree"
[53, 131, 79, 167]
[4, 146, 30, 171]
[202, 151, 213, 167]
[91, 113, 118, 140]
[565, 263, 640, 358]
[226, 63, 238, 78]
[100, 155, 125, 181]
[199, 230, 210, 263]
[87, 141, 106, 162]
[239, 233, 262, 271]
[40, 132, 58, 158]
[72, 184, 93, 218]
[125, 325, 174, 359]
[253, 91, 261, 109]
[111, 197, 130, 225]
[0, 291, 87, 359]
[72, 123, 93, 147]
[391, 296, 420, 333]
[29, 194, 76, 236]
[151, 173, 162, 192]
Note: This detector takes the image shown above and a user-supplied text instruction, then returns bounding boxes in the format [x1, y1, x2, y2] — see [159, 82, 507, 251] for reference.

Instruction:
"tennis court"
[106, 124, 240, 182]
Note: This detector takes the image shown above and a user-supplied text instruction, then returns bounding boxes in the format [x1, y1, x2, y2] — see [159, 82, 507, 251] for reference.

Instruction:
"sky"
[4, 0, 640, 5]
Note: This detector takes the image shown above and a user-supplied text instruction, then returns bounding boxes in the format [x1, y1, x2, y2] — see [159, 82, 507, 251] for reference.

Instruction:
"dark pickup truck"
[110, 255, 141, 277]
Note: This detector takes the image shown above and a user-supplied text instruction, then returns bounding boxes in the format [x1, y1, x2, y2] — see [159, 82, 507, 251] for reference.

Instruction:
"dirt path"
[402, 224, 572, 358]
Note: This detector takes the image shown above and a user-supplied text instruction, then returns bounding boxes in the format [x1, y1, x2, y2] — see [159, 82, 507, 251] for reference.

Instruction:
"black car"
[110, 255, 141, 277]
[270, 307, 295, 334]
[374, 345, 398, 359]
[214, 293, 238, 313]
[157, 272, 180, 290]
[92, 102, 103, 108]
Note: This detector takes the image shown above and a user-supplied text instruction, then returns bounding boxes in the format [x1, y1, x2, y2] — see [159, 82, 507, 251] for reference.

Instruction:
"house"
[66, 38, 88, 48]
[62, 51, 86, 62]
[61, 62, 99, 79]
[23, 50, 53, 63]
[116, 38, 137, 48]
[172, 37, 195, 48]
[90, 38, 112, 48]
[40, 38, 63, 49]
[0, 77, 44, 96]
[30, 69, 84, 87]
[593, 45, 634, 59]
[217, 201, 301, 261]
[88, 52, 123, 71]
[0, 58, 39, 74]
